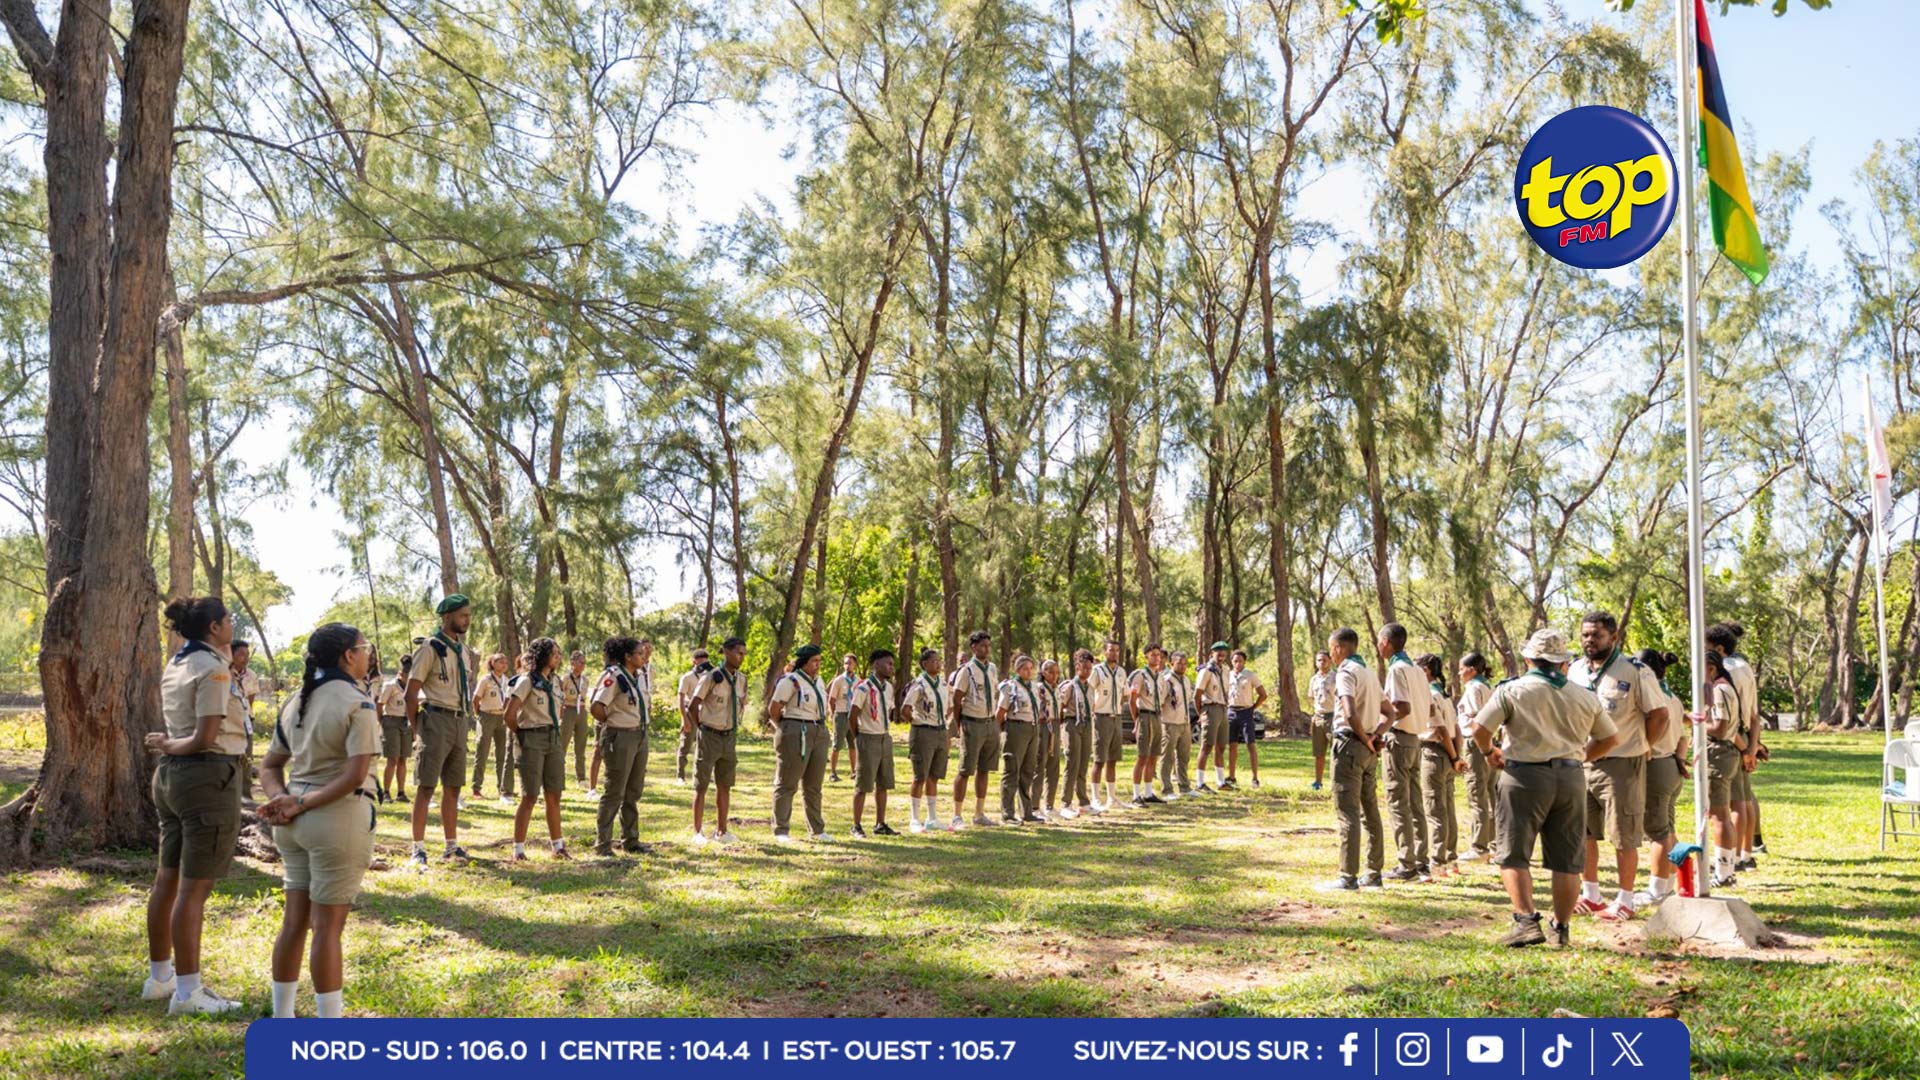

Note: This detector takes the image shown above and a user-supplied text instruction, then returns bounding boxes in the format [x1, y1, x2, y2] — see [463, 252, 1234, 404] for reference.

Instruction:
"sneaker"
[1162, 791, 1182, 803]
[1387, 867, 1418, 883]
[1360, 873, 1385, 889]
[1088, 802, 1107, 815]
[1753, 840, 1769, 855]
[772, 832, 797, 845]
[513, 849, 530, 862]
[584, 788, 599, 799]
[1598, 901, 1637, 922]
[443, 845, 469, 861]
[1465, 846, 1490, 861]
[873, 823, 898, 837]
[1193, 782, 1212, 794]
[1250, 778, 1261, 788]
[849, 825, 868, 839]
[809, 832, 831, 842]
[1499, 913, 1546, 947]
[498, 792, 512, 802]
[594, 844, 616, 858]
[687, 831, 711, 847]
[411, 849, 430, 871]
[1737, 856, 1757, 872]
[830, 772, 842, 783]
[713, 831, 739, 847]
[1142, 793, 1166, 805]
[1547, 917, 1572, 947]
[974, 814, 997, 827]
[1219, 779, 1237, 791]
[1315, 876, 1360, 892]
[1417, 870, 1434, 884]
[1025, 812, 1048, 824]
[551, 846, 571, 861]
[1059, 807, 1080, 820]
[908, 819, 927, 834]
[1001, 816, 1022, 827]
[168, 985, 244, 1016]
[951, 816, 967, 831]
[1310, 780, 1322, 791]
[142, 975, 176, 1001]
[1572, 896, 1608, 916]
[1709, 871, 1737, 889]
[622, 840, 653, 855]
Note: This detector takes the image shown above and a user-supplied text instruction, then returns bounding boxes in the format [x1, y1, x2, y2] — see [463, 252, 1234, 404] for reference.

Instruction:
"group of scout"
[1314, 612, 1770, 950]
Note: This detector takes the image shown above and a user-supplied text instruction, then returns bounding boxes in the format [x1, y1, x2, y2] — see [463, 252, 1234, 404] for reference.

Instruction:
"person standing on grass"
[1456, 653, 1498, 861]
[1193, 642, 1232, 792]
[1635, 648, 1689, 907]
[406, 595, 474, 869]
[1057, 650, 1096, 817]
[1320, 627, 1387, 892]
[849, 649, 899, 838]
[1089, 639, 1128, 812]
[590, 638, 654, 796]
[590, 635, 653, 857]
[257, 622, 380, 1019]
[376, 656, 412, 804]
[1128, 644, 1168, 805]
[1471, 628, 1620, 949]
[1709, 622, 1764, 867]
[1418, 654, 1465, 880]
[1699, 649, 1747, 888]
[901, 648, 951, 833]
[1307, 650, 1334, 791]
[1568, 609, 1668, 922]
[674, 648, 710, 784]
[1381, 623, 1433, 883]
[684, 637, 747, 846]
[1157, 651, 1194, 801]
[558, 651, 591, 792]
[1225, 649, 1266, 789]
[996, 654, 1046, 826]
[949, 631, 1001, 830]
[770, 644, 833, 843]
[505, 637, 570, 861]
[143, 596, 249, 1016]
[1036, 659, 1068, 820]
[828, 653, 859, 784]
[472, 653, 513, 801]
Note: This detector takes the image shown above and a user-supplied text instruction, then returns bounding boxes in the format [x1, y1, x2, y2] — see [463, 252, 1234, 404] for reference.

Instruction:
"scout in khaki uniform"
[770, 644, 833, 842]
[405, 594, 473, 869]
[685, 637, 747, 845]
[376, 655, 412, 803]
[828, 654, 859, 784]
[1470, 628, 1620, 949]
[1089, 640, 1128, 812]
[559, 652, 591, 790]
[231, 640, 261, 798]
[1307, 651, 1335, 790]
[1057, 650, 1097, 817]
[1193, 642, 1232, 792]
[949, 631, 1001, 829]
[143, 596, 249, 1016]
[1381, 623, 1433, 882]
[849, 650, 899, 838]
[1417, 654, 1466, 879]
[675, 649, 710, 784]
[1455, 653, 1497, 860]
[1567, 610, 1668, 921]
[1128, 645, 1168, 805]
[902, 648, 951, 833]
[1156, 653, 1194, 800]
[505, 637, 570, 860]
[591, 636, 654, 856]
[1034, 660, 1065, 820]
[1700, 649, 1747, 887]
[257, 622, 380, 1019]
[472, 653, 515, 800]
[996, 655, 1046, 825]
[1225, 650, 1266, 787]
[1710, 622, 1764, 868]
[1635, 648, 1689, 906]
[1319, 627, 1387, 892]
[589, 640, 655, 794]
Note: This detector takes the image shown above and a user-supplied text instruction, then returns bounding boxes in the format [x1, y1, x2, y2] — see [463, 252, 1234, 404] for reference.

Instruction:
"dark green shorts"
[909, 726, 949, 781]
[1495, 761, 1585, 875]
[515, 727, 567, 795]
[696, 726, 737, 788]
[412, 706, 468, 792]
[153, 756, 243, 880]
[379, 716, 410, 759]
[856, 732, 895, 792]
[957, 718, 998, 777]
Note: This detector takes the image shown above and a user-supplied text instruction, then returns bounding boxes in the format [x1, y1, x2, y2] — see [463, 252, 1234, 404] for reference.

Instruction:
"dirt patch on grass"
[737, 983, 945, 1018]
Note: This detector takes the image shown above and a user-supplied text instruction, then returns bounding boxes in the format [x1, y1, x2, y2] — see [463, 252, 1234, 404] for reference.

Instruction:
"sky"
[163, 0, 1920, 645]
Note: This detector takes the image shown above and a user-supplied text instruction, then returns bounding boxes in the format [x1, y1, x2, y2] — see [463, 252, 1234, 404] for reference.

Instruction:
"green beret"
[1211, 640, 1230, 652]
[793, 644, 823, 663]
[435, 593, 471, 616]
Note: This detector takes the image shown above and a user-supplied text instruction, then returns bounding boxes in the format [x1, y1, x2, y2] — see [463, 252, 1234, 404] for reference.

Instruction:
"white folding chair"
[1883, 739, 1920, 849]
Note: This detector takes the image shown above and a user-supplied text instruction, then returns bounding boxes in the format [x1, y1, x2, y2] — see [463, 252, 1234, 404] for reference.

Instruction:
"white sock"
[443, 839, 457, 855]
[514, 842, 527, 857]
[1581, 881, 1602, 903]
[1146, 781, 1157, 796]
[174, 971, 201, 1003]
[910, 796, 923, 822]
[1650, 876, 1672, 897]
[271, 980, 298, 1018]
[315, 989, 344, 1018]
[150, 960, 174, 984]
[1214, 767, 1224, 783]
[551, 839, 565, 852]
[411, 841, 425, 857]
[1615, 889, 1635, 909]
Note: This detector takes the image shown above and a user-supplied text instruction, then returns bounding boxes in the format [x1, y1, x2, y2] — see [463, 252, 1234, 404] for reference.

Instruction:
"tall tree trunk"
[935, 389, 959, 665]
[1257, 244, 1300, 721]
[696, 478, 717, 646]
[162, 275, 193, 622]
[810, 517, 828, 646]
[897, 536, 919, 686]
[388, 275, 460, 596]
[717, 386, 748, 640]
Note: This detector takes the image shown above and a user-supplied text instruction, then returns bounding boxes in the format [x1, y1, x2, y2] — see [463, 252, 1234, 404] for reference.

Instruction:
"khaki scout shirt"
[407, 635, 471, 714]
[677, 668, 702, 708]
[1424, 688, 1457, 743]
[1724, 654, 1760, 736]
[592, 666, 646, 730]
[475, 672, 510, 716]
[1308, 671, 1334, 713]
[1386, 656, 1433, 736]
[954, 658, 999, 719]
[507, 673, 561, 731]
[271, 678, 381, 787]
[1057, 677, 1093, 724]
[1711, 681, 1744, 746]
[771, 671, 829, 721]
[559, 670, 589, 713]
[1229, 668, 1265, 708]
[162, 642, 249, 756]
[903, 672, 947, 727]
[1129, 667, 1164, 716]
[1567, 650, 1663, 759]
[1333, 657, 1382, 737]
[1457, 677, 1493, 733]
[1472, 670, 1616, 763]
[849, 677, 894, 735]
[1089, 661, 1128, 715]
[828, 672, 858, 716]
[693, 665, 747, 732]
[1652, 688, 1687, 757]
[1159, 672, 1191, 725]
[377, 676, 408, 718]
[997, 677, 1045, 722]
[1194, 662, 1229, 708]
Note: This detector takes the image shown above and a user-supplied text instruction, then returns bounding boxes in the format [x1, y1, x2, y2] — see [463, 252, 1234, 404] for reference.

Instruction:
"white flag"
[1866, 373, 1893, 555]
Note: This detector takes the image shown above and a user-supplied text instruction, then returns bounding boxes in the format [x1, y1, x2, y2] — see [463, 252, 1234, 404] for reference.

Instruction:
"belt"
[422, 703, 466, 718]
[1506, 758, 1583, 768]
[698, 724, 735, 734]
[1005, 718, 1034, 725]
[1709, 737, 1737, 747]
[961, 714, 994, 723]
[167, 752, 242, 763]
[782, 717, 824, 726]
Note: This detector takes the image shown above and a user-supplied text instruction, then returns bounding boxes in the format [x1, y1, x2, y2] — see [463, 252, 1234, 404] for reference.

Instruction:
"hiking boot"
[1547, 917, 1571, 947]
[1500, 913, 1546, 947]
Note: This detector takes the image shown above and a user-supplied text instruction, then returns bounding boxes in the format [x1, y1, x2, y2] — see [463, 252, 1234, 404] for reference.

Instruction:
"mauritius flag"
[1695, 0, 1769, 284]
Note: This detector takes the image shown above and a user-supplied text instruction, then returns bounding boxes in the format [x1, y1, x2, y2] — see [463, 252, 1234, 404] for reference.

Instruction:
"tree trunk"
[162, 275, 193, 620]
[717, 386, 748, 640]
[1258, 245, 1300, 722]
[897, 537, 919, 685]
[388, 275, 460, 596]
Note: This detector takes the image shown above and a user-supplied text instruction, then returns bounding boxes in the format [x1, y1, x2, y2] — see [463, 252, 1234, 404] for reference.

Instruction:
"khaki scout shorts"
[1643, 754, 1683, 841]
[695, 726, 737, 788]
[1706, 740, 1741, 813]
[1135, 713, 1162, 756]
[1496, 761, 1586, 875]
[276, 783, 376, 905]
[957, 718, 999, 777]
[412, 706, 468, 792]
[379, 716, 410, 759]
[1731, 757, 1755, 804]
[154, 756, 243, 880]
[515, 727, 567, 795]
[909, 725, 949, 781]
[856, 732, 896, 793]
[1093, 714, 1123, 765]
[1312, 713, 1334, 758]
[833, 711, 852, 752]
[1585, 754, 1646, 847]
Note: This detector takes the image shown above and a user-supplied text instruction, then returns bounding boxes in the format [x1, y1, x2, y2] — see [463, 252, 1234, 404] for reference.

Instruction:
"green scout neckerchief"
[721, 667, 741, 729]
[1142, 668, 1162, 711]
[1341, 655, 1367, 669]
[1471, 674, 1492, 687]
[527, 673, 560, 728]
[1389, 650, 1413, 668]
[1526, 667, 1569, 689]
[1430, 680, 1445, 695]
[634, 664, 651, 726]
[433, 630, 469, 707]
[1104, 662, 1121, 709]
[1015, 676, 1038, 719]
[1581, 647, 1621, 692]
[972, 657, 991, 701]
[1072, 676, 1090, 723]
[920, 671, 944, 719]
[797, 670, 826, 715]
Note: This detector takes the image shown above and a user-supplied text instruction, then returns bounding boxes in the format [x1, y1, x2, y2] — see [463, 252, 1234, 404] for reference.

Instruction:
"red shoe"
[1572, 896, 1607, 916]
[1597, 901, 1637, 922]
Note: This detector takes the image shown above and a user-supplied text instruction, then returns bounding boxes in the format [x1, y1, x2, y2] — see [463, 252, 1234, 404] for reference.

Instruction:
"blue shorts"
[1229, 707, 1259, 745]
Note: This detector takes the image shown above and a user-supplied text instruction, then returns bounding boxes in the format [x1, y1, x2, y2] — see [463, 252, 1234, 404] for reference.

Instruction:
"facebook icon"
[1339, 1032, 1361, 1068]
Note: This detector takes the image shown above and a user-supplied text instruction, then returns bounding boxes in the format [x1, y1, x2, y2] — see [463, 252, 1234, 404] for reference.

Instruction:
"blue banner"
[244, 1018, 1688, 1079]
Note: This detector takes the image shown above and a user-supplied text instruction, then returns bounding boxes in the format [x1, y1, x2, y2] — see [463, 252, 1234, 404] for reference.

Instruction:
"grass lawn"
[0, 724, 1915, 1078]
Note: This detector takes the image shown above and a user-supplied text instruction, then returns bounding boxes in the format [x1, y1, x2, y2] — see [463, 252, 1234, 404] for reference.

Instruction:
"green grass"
[0, 730, 1916, 1078]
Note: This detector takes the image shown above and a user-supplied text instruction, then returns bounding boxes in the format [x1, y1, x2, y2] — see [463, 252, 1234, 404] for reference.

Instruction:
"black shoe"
[1547, 918, 1571, 947]
[1316, 876, 1360, 892]
[622, 839, 654, 855]
[873, 823, 898, 837]
[1219, 779, 1237, 791]
[1001, 816, 1021, 827]
[850, 825, 868, 839]
[830, 772, 843, 783]
[1360, 873, 1385, 889]
[1753, 840, 1769, 855]
[594, 844, 616, 858]
[1500, 913, 1546, 947]
[1142, 793, 1166, 805]
[444, 845, 470, 861]
[1387, 867, 1419, 882]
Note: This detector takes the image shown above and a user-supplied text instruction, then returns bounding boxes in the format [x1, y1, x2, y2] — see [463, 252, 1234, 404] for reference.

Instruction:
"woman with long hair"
[1419, 653, 1464, 879]
[506, 637, 571, 860]
[143, 596, 248, 1015]
[258, 622, 381, 1017]
[1701, 649, 1746, 887]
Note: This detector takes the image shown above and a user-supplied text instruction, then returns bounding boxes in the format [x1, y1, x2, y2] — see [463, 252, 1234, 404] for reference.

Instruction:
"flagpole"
[1867, 372, 1894, 743]
[1674, 0, 1712, 897]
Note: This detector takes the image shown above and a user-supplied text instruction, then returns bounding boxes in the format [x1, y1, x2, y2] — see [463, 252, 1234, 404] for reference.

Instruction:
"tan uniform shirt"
[677, 668, 702, 709]
[1194, 663, 1229, 708]
[1159, 671, 1191, 725]
[1473, 672, 1617, 763]
[592, 667, 646, 730]
[997, 677, 1046, 722]
[953, 658, 999, 720]
[1568, 651, 1663, 759]
[162, 643, 249, 756]
[236, 668, 261, 706]
[1089, 661, 1128, 715]
[407, 635, 471, 714]
[1129, 667, 1164, 717]
[1229, 669, 1265, 708]
[849, 677, 895, 735]
[377, 677, 407, 718]
[903, 672, 947, 727]
[1333, 658, 1383, 737]
[1425, 688, 1457, 743]
[1308, 671, 1334, 713]
[271, 679, 381, 786]
[559, 671, 589, 713]
[1652, 688, 1687, 757]
[475, 672, 510, 716]
[1058, 677, 1093, 725]
[1386, 657, 1433, 736]
[1457, 677, 1494, 734]
[508, 674, 561, 731]
[1724, 654, 1760, 737]
[771, 671, 829, 722]
[1711, 681, 1743, 745]
[693, 666, 747, 732]
[828, 672, 858, 716]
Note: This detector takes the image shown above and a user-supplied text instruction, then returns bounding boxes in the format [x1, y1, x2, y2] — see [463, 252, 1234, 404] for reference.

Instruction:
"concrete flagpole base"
[1643, 895, 1769, 950]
